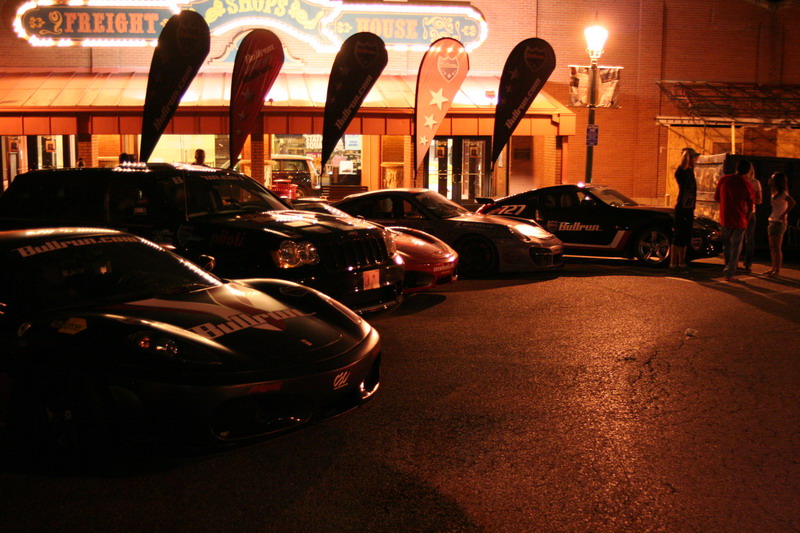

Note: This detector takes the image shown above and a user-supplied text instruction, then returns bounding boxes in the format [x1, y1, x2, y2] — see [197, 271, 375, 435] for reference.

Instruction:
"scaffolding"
[656, 81, 800, 153]
[657, 81, 800, 128]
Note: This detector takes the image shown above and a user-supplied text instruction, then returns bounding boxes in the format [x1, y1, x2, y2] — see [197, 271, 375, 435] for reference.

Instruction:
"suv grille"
[318, 233, 390, 271]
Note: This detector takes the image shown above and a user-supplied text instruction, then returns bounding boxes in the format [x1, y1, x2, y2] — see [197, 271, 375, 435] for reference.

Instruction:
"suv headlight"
[272, 240, 320, 268]
[382, 229, 397, 257]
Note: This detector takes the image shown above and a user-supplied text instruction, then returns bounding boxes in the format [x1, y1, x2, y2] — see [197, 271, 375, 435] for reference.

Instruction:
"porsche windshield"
[414, 190, 471, 219]
[590, 187, 639, 207]
[1, 235, 220, 312]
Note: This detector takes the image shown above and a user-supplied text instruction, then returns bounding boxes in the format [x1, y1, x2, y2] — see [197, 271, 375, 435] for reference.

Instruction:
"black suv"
[0, 163, 404, 312]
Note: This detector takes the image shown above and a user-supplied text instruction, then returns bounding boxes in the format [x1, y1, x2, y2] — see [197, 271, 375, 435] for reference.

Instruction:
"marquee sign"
[14, 0, 487, 52]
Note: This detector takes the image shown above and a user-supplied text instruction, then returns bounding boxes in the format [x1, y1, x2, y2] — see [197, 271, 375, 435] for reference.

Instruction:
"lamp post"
[584, 25, 608, 184]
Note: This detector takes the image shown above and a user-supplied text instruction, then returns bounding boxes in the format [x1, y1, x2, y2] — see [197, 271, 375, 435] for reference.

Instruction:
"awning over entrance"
[656, 80, 800, 128]
[0, 71, 575, 137]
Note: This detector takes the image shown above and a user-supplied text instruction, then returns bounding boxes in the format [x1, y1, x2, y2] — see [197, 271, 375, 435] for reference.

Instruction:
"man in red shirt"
[714, 159, 755, 281]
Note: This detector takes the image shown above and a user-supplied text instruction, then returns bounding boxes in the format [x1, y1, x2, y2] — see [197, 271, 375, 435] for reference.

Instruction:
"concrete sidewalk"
[675, 256, 800, 284]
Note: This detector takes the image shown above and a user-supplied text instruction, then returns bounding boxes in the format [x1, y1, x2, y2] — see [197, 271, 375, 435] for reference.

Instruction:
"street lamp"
[584, 25, 608, 184]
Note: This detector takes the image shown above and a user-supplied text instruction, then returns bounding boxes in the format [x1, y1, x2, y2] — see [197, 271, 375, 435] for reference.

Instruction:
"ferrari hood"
[393, 232, 456, 264]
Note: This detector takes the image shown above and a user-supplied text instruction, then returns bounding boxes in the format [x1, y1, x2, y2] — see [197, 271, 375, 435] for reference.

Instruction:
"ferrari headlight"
[272, 240, 320, 269]
[509, 223, 553, 242]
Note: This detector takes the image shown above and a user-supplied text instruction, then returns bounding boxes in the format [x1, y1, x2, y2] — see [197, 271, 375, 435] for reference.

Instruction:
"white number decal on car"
[492, 204, 527, 216]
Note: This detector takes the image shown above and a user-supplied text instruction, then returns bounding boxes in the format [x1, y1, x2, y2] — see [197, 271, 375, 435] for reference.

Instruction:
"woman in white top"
[764, 171, 796, 278]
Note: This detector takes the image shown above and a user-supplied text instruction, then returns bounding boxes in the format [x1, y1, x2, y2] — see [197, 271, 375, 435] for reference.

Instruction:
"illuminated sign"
[14, 0, 488, 52]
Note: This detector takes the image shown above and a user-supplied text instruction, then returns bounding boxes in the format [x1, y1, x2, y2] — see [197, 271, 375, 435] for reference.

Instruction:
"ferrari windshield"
[414, 190, 471, 219]
[1, 233, 220, 312]
[589, 187, 639, 207]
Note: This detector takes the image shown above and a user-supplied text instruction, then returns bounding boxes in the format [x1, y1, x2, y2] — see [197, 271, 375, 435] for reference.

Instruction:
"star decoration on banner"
[413, 38, 469, 171]
[429, 88, 449, 110]
[240, 88, 254, 103]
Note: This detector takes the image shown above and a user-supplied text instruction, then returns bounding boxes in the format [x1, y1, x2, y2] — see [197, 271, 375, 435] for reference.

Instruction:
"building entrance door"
[425, 136, 491, 205]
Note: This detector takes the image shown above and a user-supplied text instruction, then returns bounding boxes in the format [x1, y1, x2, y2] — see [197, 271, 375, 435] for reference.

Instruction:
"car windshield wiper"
[159, 282, 216, 296]
[218, 204, 275, 214]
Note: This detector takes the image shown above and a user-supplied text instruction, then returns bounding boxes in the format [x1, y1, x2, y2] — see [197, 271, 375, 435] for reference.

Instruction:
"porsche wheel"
[456, 235, 498, 277]
[634, 226, 671, 266]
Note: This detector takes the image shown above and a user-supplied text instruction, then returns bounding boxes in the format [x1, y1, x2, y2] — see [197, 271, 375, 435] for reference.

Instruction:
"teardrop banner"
[140, 10, 210, 163]
[321, 32, 387, 168]
[230, 29, 284, 167]
[491, 38, 556, 167]
[414, 38, 469, 172]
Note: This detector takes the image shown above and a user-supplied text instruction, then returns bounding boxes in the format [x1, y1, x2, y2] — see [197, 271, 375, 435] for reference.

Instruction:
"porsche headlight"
[272, 240, 320, 269]
[509, 223, 553, 242]
[132, 333, 179, 357]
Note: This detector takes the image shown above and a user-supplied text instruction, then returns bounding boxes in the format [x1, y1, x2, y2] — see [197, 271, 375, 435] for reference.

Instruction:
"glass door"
[425, 136, 490, 205]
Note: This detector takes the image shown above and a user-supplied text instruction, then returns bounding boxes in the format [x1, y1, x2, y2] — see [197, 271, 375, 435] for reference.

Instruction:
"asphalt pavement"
[2, 255, 799, 532]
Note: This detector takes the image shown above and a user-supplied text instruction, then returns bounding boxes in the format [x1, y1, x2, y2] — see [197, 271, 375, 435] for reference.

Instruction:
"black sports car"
[333, 188, 564, 277]
[0, 228, 381, 456]
[476, 184, 722, 266]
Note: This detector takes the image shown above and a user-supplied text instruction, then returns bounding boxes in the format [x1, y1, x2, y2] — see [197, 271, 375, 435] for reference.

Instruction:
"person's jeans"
[722, 227, 746, 279]
[743, 212, 756, 268]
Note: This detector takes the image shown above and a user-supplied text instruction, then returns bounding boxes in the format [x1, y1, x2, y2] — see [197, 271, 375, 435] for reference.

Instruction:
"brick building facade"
[1, 0, 799, 204]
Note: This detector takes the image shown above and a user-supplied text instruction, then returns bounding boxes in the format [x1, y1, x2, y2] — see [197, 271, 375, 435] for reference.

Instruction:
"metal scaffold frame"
[656, 81, 800, 128]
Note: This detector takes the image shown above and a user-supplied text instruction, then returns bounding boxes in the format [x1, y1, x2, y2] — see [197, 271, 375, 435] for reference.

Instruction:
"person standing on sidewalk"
[764, 171, 796, 278]
[741, 165, 763, 273]
[670, 147, 700, 271]
[714, 159, 755, 281]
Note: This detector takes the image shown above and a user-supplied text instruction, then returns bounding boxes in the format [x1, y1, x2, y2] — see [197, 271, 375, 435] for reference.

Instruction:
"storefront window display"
[272, 134, 362, 186]
[147, 134, 229, 167]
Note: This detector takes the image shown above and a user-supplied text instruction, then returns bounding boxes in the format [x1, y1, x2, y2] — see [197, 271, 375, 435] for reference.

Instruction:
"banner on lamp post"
[140, 10, 209, 163]
[491, 38, 556, 167]
[568, 66, 622, 108]
[229, 29, 284, 167]
[321, 32, 387, 168]
[414, 38, 469, 172]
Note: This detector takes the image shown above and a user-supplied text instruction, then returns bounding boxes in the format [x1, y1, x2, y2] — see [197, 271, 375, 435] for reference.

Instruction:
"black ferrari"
[0, 228, 380, 457]
[477, 184, 722, 266]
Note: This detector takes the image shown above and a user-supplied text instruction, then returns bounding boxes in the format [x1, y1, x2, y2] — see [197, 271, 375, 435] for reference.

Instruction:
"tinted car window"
[340, 197, 380, 219]
[281, 161, 306, 173]
[559, 192, 577, 208]
[184, 174, 286, 217]
[0, 173, 106, 222]
[108, 179, 175, 226]
[2, 235, 219, 313]
[413, 191, 469, 219]
[591, 187, 638, 207]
